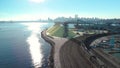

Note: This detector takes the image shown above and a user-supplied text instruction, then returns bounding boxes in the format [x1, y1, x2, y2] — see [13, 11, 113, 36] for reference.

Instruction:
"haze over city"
[0, 0, 120, 68]
[0, 0, 120, 21]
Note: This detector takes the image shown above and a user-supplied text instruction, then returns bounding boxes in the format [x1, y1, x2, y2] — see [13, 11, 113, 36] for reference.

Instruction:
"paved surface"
[43, 31, 120, 68]
[53, 37, 68, 68]
[43, 30, 96, 68]
[42, 30, 68, 68]
[60, 37, 95, 68]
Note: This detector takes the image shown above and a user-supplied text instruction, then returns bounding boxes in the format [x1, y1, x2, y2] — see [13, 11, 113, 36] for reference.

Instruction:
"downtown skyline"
[0, 0, 120, 21]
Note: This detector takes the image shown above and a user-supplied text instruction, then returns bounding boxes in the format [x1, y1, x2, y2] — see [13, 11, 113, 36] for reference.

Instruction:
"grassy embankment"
[47, 23, 76, 38]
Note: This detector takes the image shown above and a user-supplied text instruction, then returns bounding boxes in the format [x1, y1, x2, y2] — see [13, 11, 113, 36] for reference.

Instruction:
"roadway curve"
[60, 36, 95, 68]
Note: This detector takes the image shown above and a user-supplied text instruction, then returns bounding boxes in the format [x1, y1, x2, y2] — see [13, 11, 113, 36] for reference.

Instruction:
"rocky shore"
[41, 30, 55, 68]
[41, 30, 68, 68]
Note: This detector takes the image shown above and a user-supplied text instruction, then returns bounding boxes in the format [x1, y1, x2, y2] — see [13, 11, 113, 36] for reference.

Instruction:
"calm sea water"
[0, 22, 53, 68]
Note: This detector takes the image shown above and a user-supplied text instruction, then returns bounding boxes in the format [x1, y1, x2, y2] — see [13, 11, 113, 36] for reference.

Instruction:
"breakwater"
[41, 30, 55, 68]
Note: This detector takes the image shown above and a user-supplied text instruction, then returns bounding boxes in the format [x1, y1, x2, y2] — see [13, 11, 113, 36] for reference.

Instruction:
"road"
[60, 37, 96, 68]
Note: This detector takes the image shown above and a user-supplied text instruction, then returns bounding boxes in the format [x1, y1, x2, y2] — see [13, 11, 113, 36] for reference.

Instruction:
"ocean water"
[0, 22, 53, 68]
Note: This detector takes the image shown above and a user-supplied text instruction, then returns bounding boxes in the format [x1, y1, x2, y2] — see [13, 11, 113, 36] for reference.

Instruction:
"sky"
[0, 0, 120, 21]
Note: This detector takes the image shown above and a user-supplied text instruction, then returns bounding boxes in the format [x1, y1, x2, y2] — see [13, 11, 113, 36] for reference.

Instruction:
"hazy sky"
[0, 0, 120, 20]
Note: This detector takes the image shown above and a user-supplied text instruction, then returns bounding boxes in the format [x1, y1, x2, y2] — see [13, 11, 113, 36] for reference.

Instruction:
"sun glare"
[22, 23, 47, 68]
[30, 0, 44, 3]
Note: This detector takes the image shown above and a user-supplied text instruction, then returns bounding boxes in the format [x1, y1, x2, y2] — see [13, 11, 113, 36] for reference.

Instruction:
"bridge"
[55, 20, 120, 37]
[83, 33, 120, 68]
[56, 19, 120, 68]
[44, 20, 120, 68]
[60, 33, 120, 68]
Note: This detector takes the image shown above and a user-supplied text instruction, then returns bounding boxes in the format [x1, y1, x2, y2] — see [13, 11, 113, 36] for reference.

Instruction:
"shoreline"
[41, 30, 120, 68]
[41, 30, 68, 68]
[41, 30, 55, 68]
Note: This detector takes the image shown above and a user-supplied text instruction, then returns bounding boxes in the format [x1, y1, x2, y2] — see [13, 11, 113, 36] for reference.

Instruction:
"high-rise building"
[75, 14, 78, 19]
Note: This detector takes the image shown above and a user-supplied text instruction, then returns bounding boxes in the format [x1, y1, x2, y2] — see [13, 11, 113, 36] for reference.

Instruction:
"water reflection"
[23, 23, 47, 68]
